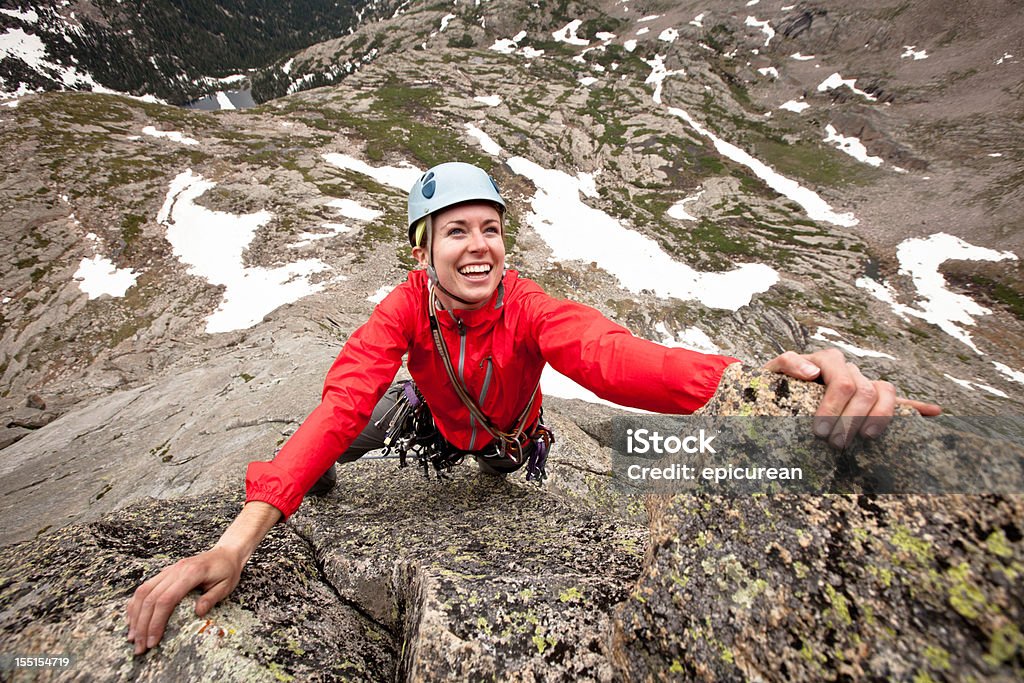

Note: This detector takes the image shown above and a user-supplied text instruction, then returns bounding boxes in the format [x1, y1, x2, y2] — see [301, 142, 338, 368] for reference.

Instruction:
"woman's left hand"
[764, 349, 942, 449]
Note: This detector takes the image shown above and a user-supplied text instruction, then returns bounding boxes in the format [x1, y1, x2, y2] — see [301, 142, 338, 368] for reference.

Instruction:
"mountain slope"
[0, 0, 388, 103]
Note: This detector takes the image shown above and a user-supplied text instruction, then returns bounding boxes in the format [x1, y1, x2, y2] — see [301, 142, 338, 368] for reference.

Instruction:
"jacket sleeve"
[521, 287, 739, 414]
[245, 288, 413, 519]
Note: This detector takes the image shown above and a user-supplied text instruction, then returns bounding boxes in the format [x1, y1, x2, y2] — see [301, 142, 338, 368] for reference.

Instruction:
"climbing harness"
[374, 376, 553, 482]
[425, 286, 554, 481]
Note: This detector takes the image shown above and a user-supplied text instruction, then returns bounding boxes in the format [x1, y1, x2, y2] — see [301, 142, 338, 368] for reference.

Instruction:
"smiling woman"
[125, 161, 940, 656]
[415, 201, 506, 309]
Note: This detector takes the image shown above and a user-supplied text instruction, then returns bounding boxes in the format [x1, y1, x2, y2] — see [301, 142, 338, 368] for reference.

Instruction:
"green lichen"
[824, 584, 852, 626]
[984, 529, 1013, 559]
[558, 586, 583, 603]
[868, 564, 894, 588]
[923, 644, 950, 671]
[945, 562, 988, 620]
[983, 623, 1023, 667]
[732, 578, 768, 609]
[531, 632, 557, 654]
[890, 525, 934, 565]
[267, 661, 294, 682]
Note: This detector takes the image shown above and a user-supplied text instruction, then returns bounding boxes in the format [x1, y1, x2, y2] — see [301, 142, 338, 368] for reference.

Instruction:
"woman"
[126, 162, 939, 655]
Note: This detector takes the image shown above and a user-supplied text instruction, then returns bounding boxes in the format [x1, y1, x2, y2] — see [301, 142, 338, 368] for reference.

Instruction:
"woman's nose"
[468, 229, 488, 251]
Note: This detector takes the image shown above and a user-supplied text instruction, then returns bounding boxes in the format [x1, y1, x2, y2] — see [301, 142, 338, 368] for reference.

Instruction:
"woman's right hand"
[125, 546, 243, 656]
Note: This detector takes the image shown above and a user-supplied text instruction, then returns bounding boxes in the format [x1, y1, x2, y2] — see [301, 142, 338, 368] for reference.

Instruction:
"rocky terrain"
[2, 369, 1021, 681]
[1, 0, 1022, 679]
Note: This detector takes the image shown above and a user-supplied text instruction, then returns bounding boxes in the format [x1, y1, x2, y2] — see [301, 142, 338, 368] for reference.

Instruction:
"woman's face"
[413, 201, 505, 310]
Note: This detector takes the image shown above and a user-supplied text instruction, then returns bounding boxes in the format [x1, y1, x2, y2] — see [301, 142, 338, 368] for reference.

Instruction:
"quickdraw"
[376, 381, 554, 482]
[376, 381, 460, 478]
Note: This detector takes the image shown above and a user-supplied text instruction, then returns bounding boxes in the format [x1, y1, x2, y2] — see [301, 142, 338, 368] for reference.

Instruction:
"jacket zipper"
[455, 318, 479, 450]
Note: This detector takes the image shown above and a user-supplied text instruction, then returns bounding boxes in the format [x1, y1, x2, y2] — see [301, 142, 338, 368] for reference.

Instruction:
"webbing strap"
[427, 287, 538, 452]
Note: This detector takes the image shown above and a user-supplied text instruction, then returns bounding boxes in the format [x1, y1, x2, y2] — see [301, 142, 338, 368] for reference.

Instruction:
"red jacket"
[246, 270, 738, 518]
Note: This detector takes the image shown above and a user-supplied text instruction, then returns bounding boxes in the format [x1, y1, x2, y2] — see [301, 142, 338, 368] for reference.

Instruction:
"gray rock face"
[1, 368, 1020, 681]
[0, 493, 397, 682]
[618, 493, 1024, 682]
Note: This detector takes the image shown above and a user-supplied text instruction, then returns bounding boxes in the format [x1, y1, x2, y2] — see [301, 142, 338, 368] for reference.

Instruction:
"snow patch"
[368, 285, 396, 305]
[780, 99, 810, 113]
[758, 66, 779, 78]
[506, 156, 778, 311]
[579, 76, 598, 86]
[74, 256, 138, 299]
[489, 30, 544, 59]
[322, 153, 422, 191]
[624, 40, 637, 52]
[288, 223, 351, 248]
[817, 73, 877, 101]
[643, 55, 858, 227]
[856, 233, 1018, 353]
[901, 45, 928, 60]
[690, 13, 705, 27]
[541, 365, 648, 412]
[943, 374, 1009, 398]
[142, 126, 199, 146]
[811, 327, 896, 359]
[744, 16, 775, 46]
[465, 123, 503, 156]
[577, 171, 600, 198]
[474, 94, 502, 106]
[823, 124, 883, 166]
[552, 20, 589, 46]
[658, 28, 679, 42]
[993, 362, 1024, 386]
[655, 322, 723, 354]
[327, 198, 382, 222]
[157, 169, 334, 333]
[667, 188, 703, 221]
[791, 52, 815, 60]
[214, 91, 235, 110]
[0, 8, 38, 23]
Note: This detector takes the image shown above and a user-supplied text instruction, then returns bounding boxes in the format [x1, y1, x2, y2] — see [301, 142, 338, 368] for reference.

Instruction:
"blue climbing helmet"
[407, 162, 506, 246]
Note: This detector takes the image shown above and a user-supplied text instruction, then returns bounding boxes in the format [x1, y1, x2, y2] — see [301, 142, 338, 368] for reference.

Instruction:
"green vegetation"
[448, 32, 475, 49]
[753, 138, 881, 187]
[52, 0, 368, 104]
[965, 274, 1024, 321]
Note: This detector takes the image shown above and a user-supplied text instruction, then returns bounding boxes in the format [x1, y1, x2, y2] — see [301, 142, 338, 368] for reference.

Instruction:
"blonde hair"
[413, 216, 430, 248]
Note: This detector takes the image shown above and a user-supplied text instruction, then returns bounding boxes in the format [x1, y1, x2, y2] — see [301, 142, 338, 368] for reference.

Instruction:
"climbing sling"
[375, 286, 553, 481]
